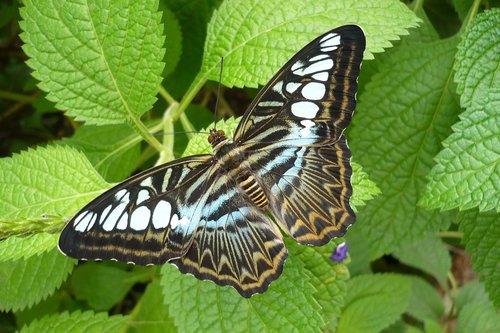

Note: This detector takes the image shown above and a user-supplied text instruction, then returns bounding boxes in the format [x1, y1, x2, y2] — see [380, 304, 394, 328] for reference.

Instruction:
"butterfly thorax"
[208, 129, 269, 209]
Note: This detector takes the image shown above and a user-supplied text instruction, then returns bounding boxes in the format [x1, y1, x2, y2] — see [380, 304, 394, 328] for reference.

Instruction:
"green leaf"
[451, 0, 474, 22]
[337, 274, 412, 333]
[0, 249, 75, 311]
[456, 280, 491, 313]
[455, 302, 500, 333]
[19, 311, 127, 333]
[350, 161, 381, 210]
[19, 0, 164, 125]
[345, 224, 373, 276]
[161, 7, 182, 77]
[288, 240, 349, 331]
[70, 262, 150, 311]
[201, 0, 419, 88]
[422, 10, 500, 212]
[125, 279, 177, 333]
[454, 8, 499, 108]
[393, 234, 451, 286]
[59, 124, 142, 183]
[160, 243, 327, 333]
[0, 233, 57, 262]
[163, 0, 220, 97]
[423, 319, 444, 333]
[0, 145, 109, 219]
[459, 210, 500, 307]
[421, 91, 499, 212]
[406, 277, 444, 322]
[349, 36, 460, 258]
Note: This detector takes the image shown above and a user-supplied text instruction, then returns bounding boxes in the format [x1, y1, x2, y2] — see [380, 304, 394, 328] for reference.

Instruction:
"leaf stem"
[171, 73, 208, 122]
[438, 231, 464, 239]
[156, 103, 177, 165]
[159, 85, 177, 105]
[129, 116, 164, 153]
[179, 113, 196, 139]
[460, 0, 482, 33]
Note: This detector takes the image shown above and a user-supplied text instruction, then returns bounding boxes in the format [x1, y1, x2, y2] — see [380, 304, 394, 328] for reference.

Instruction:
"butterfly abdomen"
[237, 172, 269, 209]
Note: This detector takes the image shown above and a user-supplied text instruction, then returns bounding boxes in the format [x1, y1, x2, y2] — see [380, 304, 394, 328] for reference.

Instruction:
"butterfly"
[59, 25, 366, 297]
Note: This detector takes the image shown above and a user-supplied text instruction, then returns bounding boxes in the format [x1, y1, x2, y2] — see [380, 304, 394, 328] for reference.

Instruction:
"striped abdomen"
[237, 173, 268, 209]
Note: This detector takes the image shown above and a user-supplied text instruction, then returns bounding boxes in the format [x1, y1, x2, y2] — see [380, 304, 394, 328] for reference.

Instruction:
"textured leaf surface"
[125, 279, 177, 333]
[201, 0, 419, 87]
[456, 280, 491, 313]
[0, 233, 57, 262]
[0, 145, 109, 218]
[19, 0, 164, 124]
[394, 234, 451, 286]
[19, 311, 127, 333]
[350, 37, 460, 258]
[0, 249, 75, 311]
[70, 263, 150, 311]
[406, 277, 444, 322]
[459, 210, 500, 307]
[59, 124, 141, 182]
[422, 9, 500, 212]
[454, 8, 499, 108]
[350, 162, 381, 210]
[455, 302, 500, 333]
[337, 274, 412, 333]
[160, 243, 329, 333]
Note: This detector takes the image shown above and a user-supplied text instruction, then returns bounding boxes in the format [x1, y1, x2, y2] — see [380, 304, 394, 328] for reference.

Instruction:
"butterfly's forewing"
[170, 175, 286, 297]
[234, 25, 365, 147]
[59, 155, 214, 264]
[236, 25, 365, 244]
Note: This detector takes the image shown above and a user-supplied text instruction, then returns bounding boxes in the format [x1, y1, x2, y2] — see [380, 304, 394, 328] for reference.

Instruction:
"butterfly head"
[208, 129, 227, 149]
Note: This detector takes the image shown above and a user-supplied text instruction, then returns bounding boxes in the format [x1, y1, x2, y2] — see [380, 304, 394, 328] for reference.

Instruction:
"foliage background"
[0, 0, 498, 332]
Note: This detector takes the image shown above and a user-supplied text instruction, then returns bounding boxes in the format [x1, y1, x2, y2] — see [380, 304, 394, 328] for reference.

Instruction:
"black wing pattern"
[236, 25, 365, 244]
[59, 25, 365, 297]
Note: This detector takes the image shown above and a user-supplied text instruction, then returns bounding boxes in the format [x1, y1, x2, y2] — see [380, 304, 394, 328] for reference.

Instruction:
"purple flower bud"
[330, 242, 349, 262]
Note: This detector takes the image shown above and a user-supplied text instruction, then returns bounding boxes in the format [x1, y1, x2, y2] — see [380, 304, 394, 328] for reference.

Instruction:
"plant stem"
[159, 85, 177, 105]
[180, 113, 196, 139]
[460, 0, 482, 33]
[438, 231, 464, 239]
[156, 104, 177, 165]
[129, 116, 164, 153]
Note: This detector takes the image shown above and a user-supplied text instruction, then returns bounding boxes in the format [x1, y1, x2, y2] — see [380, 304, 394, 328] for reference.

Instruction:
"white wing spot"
[300, 119, 315, 137]
[140, 177, 152, 188]
[286, 82, 301, 94]
[310, 54, 329, 62]
[291, 101, 319, 119]
[293, 59, 334, 76]
[103, 203, 126, 231]
[302, 82, 326, 100]
[73, 212, 86, 227]
[86, 213, 97, 231]
[313, 72, 329, 81]
[136, 189, 150, 205]
[322, 45, 339, 52]
[75, 212, 94, 232]
[99, 205, 112, 225]
[258, 101, 284, 107]
[272, 81, 284, 95]
[291, 60, 304, 71]
[152, 200, 171, 229]
[116, 213, 128, 230]
[114, 189, 128, 201]
[170, 214, 180, 230]
[130, 206, 151, 231]
[320, 32, 336, 43]
[320, 34, 340, 48]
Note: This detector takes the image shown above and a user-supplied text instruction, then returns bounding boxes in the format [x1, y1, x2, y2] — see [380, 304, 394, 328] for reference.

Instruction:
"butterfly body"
[59, 25, 366, 297]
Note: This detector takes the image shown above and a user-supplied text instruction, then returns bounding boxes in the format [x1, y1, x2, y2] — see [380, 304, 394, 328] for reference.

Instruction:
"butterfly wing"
[235, 25, 365, 244]
[59, 155, 286, 297]
[170, 174, 287, 297]
[59, 155, 214, 265]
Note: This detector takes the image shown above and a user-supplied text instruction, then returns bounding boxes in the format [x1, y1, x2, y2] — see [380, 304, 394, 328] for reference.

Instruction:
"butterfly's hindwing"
[245, 135, 354, 245]
[171, 175, 287, 297]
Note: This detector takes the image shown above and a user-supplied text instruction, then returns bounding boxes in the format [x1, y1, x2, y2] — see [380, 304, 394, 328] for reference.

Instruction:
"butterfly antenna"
[213, 57, 224, 130]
